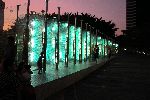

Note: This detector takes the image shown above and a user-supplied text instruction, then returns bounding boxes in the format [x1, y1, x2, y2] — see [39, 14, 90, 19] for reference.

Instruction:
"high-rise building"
[137, 1, 150, 36]
[0, 0, 5, 57]
[125, 0, 150, 48]
[126, 0, 136, 35]
[0, 0, 5, 31]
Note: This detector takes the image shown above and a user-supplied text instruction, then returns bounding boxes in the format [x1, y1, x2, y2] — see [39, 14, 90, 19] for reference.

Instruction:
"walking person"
[108, 48, 112, 59]
[94, 45, 99, 63]
[37, 52, 43, 74]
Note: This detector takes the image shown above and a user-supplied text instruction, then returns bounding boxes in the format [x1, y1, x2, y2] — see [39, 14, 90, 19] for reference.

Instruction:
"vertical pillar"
[89, 25, 92, 61]
[106, 36, 109, 56]
[80, 20, 83, 63]
[23, 0, 30, 65]
[74, 16, 77, 65]
[104, 38, 106, 57]
[96, 29, 97, 45]
[65, 14, 70, 67]
[56, 7, 60, 69]
[111, 39, 113, 54]
[16, 4, 20, 64]
[43, 0, 48, 72]
[85, 23, 88, 61]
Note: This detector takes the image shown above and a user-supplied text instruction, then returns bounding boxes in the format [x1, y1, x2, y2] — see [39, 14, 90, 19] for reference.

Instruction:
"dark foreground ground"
[64, 55, 150, 100]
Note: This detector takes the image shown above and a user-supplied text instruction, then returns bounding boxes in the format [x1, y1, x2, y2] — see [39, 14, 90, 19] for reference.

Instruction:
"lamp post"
[41, 10, 45, 49]
[96, 29, 98, 45]
[89, 25, 92, 61]
[104, 37, 106, 57]
[67, 13, 70, 67]
[43, 0, 49, 72]
[65, 13, 70, 67]
[74, 16, 77, 65]
[23, 0, 30, 65]
[85, 23, 88, 61]
[56, 7, 60, 70]
[79, 20, 83, 63]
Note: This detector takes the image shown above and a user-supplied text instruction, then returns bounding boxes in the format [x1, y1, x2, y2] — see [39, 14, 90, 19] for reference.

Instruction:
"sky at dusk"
[3, 0, 126, 36]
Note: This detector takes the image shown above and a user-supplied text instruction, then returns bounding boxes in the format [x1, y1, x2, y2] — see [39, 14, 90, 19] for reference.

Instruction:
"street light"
[85, 23, 88, 61]
[80, 20, 83, 63]
[56, 7, 60, 70]
[74, 15, 77, 65]
[43, 0, 49, 72]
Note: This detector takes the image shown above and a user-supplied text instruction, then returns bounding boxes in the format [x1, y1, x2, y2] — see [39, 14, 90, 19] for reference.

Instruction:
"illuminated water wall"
[82, 31, 86, 60]
[47, 20, 58, 64]
[87, 31, 90, 58]
[28, 19, 44, 63]
[28, 17, 113, 64]
[97, 37, 102, 56]
[59, 22, 68, 62]
[76, 27, 81, 60]
[69, 26, 75, 60]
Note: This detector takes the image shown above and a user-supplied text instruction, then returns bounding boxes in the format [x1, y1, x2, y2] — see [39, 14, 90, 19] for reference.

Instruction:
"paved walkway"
[30, 57, 111, 100]
[64, 55, 150, 100]
[31, 57, 107, 87]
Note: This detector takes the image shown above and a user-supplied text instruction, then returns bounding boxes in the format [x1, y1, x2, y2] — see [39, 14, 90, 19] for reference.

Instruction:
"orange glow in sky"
[3, 0, 126, 35]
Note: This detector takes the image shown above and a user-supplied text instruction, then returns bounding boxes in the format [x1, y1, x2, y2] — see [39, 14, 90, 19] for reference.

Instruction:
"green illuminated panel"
[46, 20, 58, 64]
[87, 31, 90, 58]
[76, 27, 81, 61]
[105, 39, 107, 56]
[29, 19, 43, 63]
[69, 26, 75, 60]
[82, 31, 86, 60]
[115, 44, 118, 48]
[108, 40, 112, 45]
[101, 38, 105, 56]
[28, 17, 103, 64]
[59, 23, 68, 62]
[97, 37, 102, 56]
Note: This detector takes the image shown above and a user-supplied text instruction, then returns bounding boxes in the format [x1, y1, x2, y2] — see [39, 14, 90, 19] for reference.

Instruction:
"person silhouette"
[94, 45, 99, 63]
[37, 52, 43, 74]
[108, 48, 112, 59]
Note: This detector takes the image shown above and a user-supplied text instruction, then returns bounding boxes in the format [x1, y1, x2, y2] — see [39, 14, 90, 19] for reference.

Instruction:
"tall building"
[137, 1, 150, 37]
[0, 0, 5, 31]
[126, 0, 136, 35]
[125, 0, 150, 48]
[0, 0, 5, 58]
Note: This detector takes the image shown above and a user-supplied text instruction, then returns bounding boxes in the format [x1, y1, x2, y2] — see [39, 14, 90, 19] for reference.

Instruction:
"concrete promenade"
[64, 55, 150, 100]
[31, 57, 113, 100]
